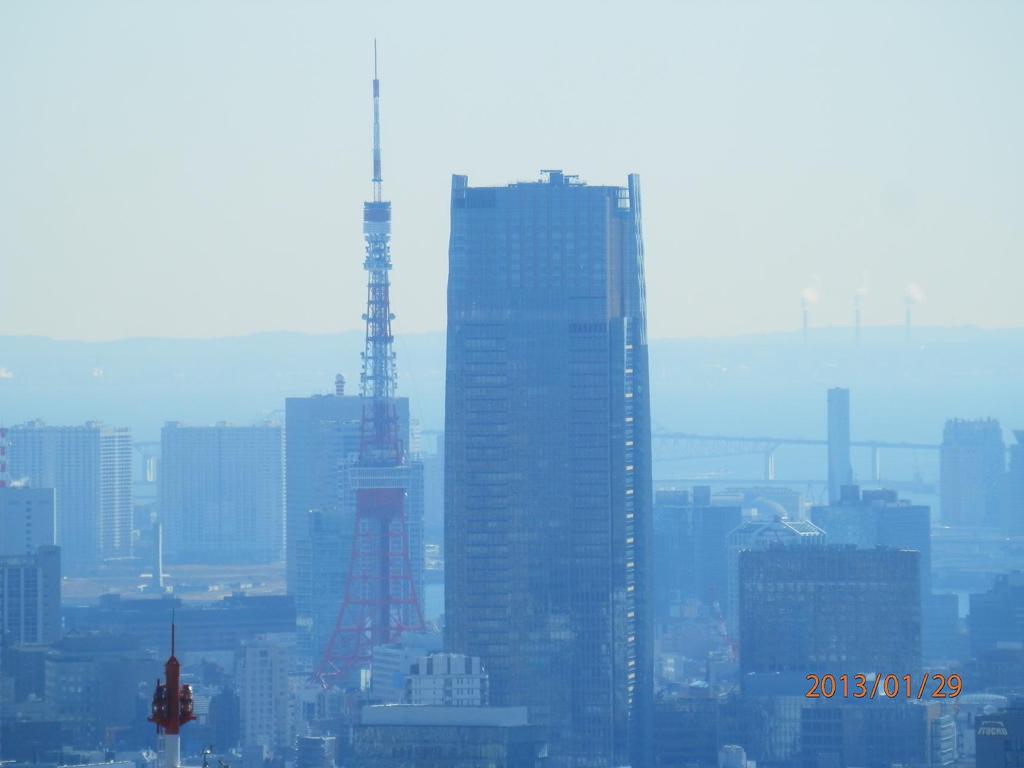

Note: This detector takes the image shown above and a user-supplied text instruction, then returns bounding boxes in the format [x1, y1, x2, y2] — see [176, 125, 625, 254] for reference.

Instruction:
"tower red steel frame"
[149, 620, 196, 768]
[314, 44, 425, 686]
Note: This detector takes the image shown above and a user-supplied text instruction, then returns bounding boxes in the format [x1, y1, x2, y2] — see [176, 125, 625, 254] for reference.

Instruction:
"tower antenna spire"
[372, 39, 382, 202]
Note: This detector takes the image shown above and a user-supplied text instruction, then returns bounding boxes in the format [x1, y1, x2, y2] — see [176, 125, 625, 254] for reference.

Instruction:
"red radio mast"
[314, 42, 425, 687]
[149, 619, 196, 768]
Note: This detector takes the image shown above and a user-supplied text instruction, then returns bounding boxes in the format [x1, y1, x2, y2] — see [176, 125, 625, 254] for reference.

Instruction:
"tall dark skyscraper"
[739, 545, 921, 695]
[444, 170, 653, 768]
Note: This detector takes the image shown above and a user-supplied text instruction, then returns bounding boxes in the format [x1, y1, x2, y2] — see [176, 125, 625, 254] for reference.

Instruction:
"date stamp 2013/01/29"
[805, 673, 962, 700]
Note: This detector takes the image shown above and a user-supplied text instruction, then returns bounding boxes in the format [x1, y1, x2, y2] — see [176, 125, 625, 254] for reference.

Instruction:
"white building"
[369, 633, 442, 703]
[405, 653, 488, 707]
[236, 637, 291, 754]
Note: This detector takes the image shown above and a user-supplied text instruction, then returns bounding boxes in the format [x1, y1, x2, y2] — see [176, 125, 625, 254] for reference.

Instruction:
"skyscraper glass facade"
[444, 170, 653, 767]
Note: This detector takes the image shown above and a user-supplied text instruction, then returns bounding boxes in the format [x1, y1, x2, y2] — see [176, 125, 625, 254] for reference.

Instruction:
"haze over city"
[2, 0, 1022, 340]
[2, 3, 1024, 768]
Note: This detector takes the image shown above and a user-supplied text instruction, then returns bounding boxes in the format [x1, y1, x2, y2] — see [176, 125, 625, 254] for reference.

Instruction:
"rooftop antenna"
[372, 38, 382, 203]
[800, 286, 818, 344]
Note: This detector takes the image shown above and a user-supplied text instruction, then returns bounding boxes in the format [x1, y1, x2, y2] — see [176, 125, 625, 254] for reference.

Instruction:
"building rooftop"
[361, 705, 528, 727]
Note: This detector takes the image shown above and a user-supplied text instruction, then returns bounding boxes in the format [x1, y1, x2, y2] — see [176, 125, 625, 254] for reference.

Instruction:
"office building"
[739, 545, 921, 694]
[801, 699, 956, 768]
[0, 544, 61, 645]
[827, 388, 853, 505]
[653, 487, 741, 618]
[653, 692, 726, 768]
[285, 389, 363, 588]
[406, 653, 489, 706]
[970, 571, 1024, 656]
[0, 486, 56, 556]
[352, 705, 547, 768]
[810, 486, 931, 595]
[159, 422, 284, 564]
[6, 422, 132, 573]
[445, 170, 653, 767]
[941, 418, 1005, 526]
[976, 700, 1024, 768]
[725, 516, 825, 633]
[285, 390, 420, 667]
[236, 637, 291, 755]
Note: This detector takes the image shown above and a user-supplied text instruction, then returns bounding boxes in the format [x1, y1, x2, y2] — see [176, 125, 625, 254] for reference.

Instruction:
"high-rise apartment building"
[285, 390, 420, 667]
[739, 545, 921, 694]
[7, 422, 131, 573]
[445, 170, 653, 767]
[941, 418, 1004, 526]
[827, 388, 853, 505]
[159, 421, 284, 564]
[810, 486, 931, 596]
[236, 637, 291, 755]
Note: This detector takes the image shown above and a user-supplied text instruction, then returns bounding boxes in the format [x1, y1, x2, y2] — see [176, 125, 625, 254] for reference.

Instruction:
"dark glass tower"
[444, 170, 653, 768]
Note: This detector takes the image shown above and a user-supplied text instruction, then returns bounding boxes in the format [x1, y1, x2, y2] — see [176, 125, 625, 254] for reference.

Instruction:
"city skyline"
[3, 4, 1024, 766]
[2, 1, 1023, 341]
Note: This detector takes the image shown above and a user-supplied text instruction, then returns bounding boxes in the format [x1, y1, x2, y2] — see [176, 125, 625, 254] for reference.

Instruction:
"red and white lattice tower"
[314, 43, 425, 686]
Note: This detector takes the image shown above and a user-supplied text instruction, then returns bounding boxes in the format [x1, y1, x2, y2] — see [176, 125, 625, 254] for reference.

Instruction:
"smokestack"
[904, 283, 924, 343]
[854, 296, 862, 346]
[799, 286, 818, 344]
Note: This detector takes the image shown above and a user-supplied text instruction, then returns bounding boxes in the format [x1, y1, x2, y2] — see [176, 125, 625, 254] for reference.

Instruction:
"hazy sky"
[1, 1, 1021, 341]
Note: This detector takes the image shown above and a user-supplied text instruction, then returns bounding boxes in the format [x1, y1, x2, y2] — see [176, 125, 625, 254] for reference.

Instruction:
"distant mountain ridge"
[1, 327, 1022, 447]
